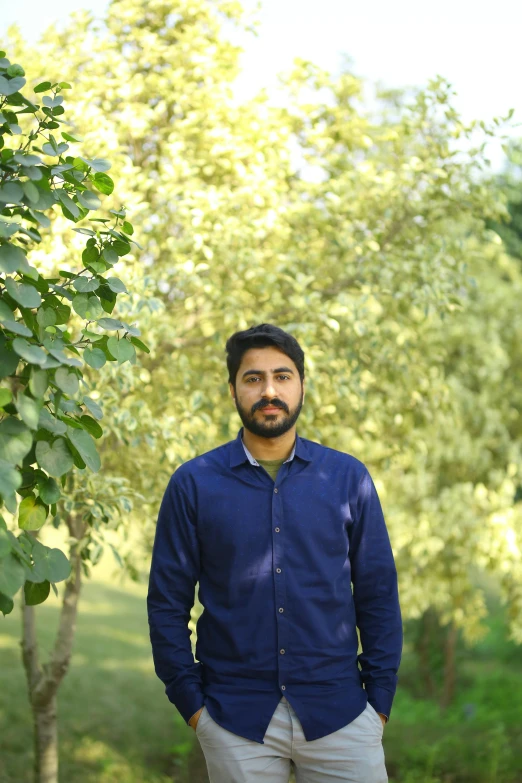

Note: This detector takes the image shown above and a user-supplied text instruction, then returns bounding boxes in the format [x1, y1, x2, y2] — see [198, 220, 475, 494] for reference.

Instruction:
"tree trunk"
[440, 621, 458, 709]
[21, 514, 86, 783]
[33, 696, 58, 783]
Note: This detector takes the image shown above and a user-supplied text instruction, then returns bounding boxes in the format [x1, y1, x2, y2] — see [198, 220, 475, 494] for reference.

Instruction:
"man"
[147, 323, 402, 783]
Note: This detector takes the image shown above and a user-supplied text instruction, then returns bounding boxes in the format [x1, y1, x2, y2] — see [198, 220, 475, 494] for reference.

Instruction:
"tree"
[0, 50, 150, 782]
[4, 0, 521, 732]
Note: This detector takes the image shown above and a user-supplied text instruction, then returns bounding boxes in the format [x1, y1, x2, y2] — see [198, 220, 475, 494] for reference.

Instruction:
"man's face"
[230, 346, 305, 439]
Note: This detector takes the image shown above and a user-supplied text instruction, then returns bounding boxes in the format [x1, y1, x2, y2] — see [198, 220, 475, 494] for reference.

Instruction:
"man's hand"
[188, 706, 204, 731]
[377, 713, 387, 727]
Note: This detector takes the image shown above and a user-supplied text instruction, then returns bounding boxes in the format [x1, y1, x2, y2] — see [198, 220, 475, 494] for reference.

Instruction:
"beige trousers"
[195, 696, 388, 783]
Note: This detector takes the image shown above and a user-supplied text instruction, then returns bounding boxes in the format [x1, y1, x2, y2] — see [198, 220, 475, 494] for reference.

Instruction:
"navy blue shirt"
[147, 427, 402, 744]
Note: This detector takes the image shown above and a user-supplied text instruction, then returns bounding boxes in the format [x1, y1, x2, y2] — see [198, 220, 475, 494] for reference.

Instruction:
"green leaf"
[16, 393, 43, 430]
[56, 190, 80, 218]
[77, 190, 101, 211]
[0, 300, 33, 338]
[102, 246, 118, 265]
[112, 240, 131, 257]
[0, 591, 14, 616]
[36, 307, 57, 328]
[42, 95, 63, 109]
[42, 141, 68, 157]
[72, 293, 103, 320]
[107, 336, 135, 364]
[0, 458, 22, 497]
[79, 415, 103, 439]
[61, 132, 82, 143]
[122, 221, 134, 235]
[29, 210, 51, 228]
[4, 278, 42, 308]
[82, 245, 100, 265]
[18, 494, 47, 531]
[0, 552, 25, 597]
[35, 438, 74, 477]
[46, 347, 82, 368]
[13, 153, 43, 166]
[97, 317, 124, 330]
[24, 579, 50, 606]
[0, 417, 33, 463]
[0, 338, 19, 378]
[83, 396, 103, 420]
[0, 75, 26, 96]
[106, 277, 127, 293]
[38, 477, 61, 504]
[81, 158, 111, 173]
[83, 346, 106, 369]
[38, 409, 67, 435]
[91, 173, 114, 195]
[0, 242, 27, 274]
[0, 319, 33, 337]
[0, 182, 24, 205]
[0, 525, 11, 558]
[73, 276, 100, 293]
[29, 367, 48, 398]
[11, 337, 47, 366]
[54, 367, 79, 396]
[41, 547, 71, 582]
[22, 180, 40, 204]
[34, 81, 52, 93]
[66, 427, 100, 472]
[130, 336, 150, 354]
[0, 388, 12, 407]
[7, 64, 25, 78]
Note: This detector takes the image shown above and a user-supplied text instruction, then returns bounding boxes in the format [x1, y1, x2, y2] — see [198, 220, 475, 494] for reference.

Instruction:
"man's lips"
[259, 406, 282, 413]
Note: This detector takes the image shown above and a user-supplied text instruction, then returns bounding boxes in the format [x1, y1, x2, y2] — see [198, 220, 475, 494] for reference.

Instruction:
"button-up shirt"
[147, 427, 402, 743]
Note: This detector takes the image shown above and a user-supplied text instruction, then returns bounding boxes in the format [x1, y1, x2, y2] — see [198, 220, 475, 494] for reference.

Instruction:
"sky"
[1, 0, 520, 170]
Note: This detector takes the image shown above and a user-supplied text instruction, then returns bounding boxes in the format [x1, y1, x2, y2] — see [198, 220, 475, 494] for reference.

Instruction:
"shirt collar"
[229, 427, 311, 468]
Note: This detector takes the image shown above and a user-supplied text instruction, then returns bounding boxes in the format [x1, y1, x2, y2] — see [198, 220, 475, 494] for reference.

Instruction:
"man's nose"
[261, 380, 277, 398]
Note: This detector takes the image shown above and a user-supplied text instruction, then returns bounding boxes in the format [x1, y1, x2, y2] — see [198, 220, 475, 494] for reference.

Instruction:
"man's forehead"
[239, 346, 296, 370]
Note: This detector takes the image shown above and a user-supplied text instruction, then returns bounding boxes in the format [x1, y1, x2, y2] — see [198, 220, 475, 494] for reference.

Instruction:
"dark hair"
[226, 324, 305, 387]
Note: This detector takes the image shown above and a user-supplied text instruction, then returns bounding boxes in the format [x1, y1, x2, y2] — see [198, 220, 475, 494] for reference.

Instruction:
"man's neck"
[242, 427, 296, 462]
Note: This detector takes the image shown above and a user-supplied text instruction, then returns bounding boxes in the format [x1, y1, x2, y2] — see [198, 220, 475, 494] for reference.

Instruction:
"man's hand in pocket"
[188, 707, 204, 731]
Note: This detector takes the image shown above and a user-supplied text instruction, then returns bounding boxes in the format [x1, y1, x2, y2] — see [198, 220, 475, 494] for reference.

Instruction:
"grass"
[1, 539, 521, 783]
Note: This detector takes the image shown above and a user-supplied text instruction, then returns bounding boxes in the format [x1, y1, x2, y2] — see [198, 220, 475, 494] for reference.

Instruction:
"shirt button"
[275, 527, 280, 533]
[281, 685, 286, 691]
[279, 607, 284, 613]
[274, 488, 278, 493]
[280, 649, 285, 654]
[276, 568, 282, 573]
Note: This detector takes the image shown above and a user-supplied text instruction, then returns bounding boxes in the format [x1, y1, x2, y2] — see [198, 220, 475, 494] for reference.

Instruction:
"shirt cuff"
[166, 682, 205, 725]
[365, 683, 395, 721]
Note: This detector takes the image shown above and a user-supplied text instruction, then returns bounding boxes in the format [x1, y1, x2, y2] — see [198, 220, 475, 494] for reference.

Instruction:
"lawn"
[1, 552, 521, 783]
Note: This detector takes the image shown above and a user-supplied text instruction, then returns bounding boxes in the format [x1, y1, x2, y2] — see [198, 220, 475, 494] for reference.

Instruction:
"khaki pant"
[195, 696, 388, 782]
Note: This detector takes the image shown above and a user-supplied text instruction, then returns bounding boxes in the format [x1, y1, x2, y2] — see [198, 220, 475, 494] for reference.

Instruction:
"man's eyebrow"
[241, 367, 295, 378]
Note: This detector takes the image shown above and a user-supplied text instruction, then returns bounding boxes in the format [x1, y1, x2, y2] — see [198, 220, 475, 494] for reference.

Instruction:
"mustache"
[252, 399, 289, 414]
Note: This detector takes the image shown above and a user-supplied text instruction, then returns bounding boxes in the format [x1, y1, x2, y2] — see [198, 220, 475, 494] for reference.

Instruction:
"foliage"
[1, 576, 521, 783]
[486, 139, 522, 261]
[0, 49, 148, 616]
[3, 0, 522, 647]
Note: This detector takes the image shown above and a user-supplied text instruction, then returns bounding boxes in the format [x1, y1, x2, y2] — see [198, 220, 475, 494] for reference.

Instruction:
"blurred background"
[1, 1, 521, 781]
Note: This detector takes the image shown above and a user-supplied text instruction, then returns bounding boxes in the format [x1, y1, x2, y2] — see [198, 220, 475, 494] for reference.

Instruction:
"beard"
[234, 388, 304, 439]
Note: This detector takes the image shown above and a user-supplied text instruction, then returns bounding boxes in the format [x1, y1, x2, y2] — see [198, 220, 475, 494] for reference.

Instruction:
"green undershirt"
[256, 458, 286, 482]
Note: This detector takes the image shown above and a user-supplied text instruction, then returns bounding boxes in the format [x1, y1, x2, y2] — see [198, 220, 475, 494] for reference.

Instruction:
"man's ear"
[229, 382, 236, 402]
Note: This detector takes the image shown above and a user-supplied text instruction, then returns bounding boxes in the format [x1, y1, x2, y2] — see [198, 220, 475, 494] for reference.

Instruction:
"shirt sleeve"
[147, 473, 205, 724]
[350, 468, 403, 720]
